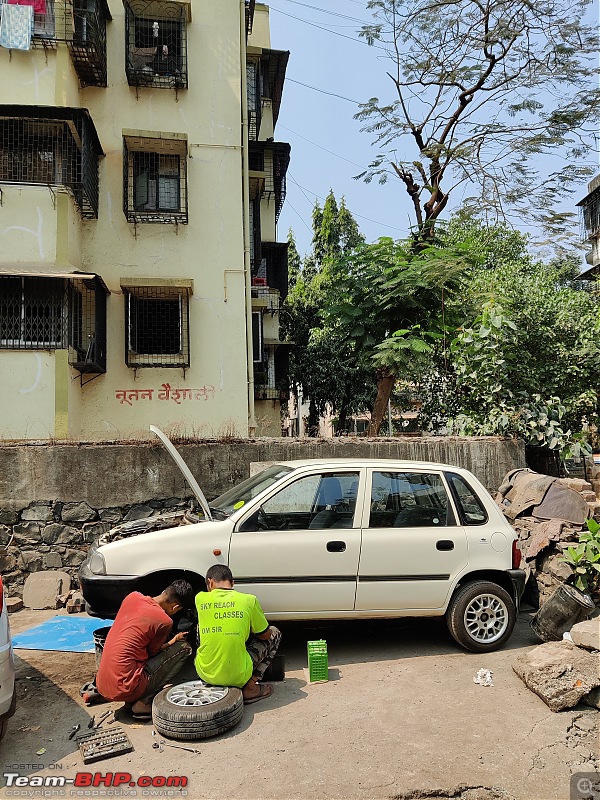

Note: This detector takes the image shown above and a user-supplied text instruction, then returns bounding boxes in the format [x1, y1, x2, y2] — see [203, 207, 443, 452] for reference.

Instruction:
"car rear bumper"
[79, 564, 138, 619]
[507, 568, 527, 610]
[0, 644, 15, 720]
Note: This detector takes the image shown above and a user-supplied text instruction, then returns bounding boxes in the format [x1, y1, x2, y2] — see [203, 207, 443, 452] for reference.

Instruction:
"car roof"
[272, 458, 471, 473]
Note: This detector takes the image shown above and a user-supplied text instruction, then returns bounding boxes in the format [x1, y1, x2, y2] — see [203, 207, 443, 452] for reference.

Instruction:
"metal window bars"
[0, 274, 107, 373]
[0, 106, 103, 218]
[579, 187, 600, 242]
[245, 0, 255, 36]
[123, 135, 188, 224]
[124, 0, 188, 90]
[247, 58, 261, 142]
[28, 0, 111, 87]
[123, 285, 190, 368]
[249, 141, 291, 221]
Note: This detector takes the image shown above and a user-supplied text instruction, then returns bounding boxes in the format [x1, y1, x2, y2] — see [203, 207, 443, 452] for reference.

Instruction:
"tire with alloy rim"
[152, 681, 243, 740]
[446, 580, 516, 653]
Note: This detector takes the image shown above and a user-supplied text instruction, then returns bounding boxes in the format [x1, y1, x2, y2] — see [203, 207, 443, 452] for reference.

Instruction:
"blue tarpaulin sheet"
[12, 615, 113, 653]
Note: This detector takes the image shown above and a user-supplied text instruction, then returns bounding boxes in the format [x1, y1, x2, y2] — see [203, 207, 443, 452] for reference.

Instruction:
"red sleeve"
[147, 620, 172, 657]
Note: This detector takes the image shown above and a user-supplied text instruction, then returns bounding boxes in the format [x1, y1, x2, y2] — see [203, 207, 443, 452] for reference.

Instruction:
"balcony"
[31, 0, 112, 88]
[248, 141, 291, 221]
[0, 105, 103, 219]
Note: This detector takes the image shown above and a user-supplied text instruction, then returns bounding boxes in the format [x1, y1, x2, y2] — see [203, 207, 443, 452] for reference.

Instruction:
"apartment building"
[0, 0, 290, 440]
[578, 174, 600, 280]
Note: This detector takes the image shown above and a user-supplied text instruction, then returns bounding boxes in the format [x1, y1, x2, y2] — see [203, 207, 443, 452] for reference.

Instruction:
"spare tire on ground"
[152, 681, 243, 740]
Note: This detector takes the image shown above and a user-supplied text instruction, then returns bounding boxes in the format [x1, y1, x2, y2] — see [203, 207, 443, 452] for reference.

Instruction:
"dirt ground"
[1, 609, 598, 800]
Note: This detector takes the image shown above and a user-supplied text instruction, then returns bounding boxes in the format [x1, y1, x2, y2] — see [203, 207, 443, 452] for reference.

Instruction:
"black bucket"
[93, 626, 111, 670]
[263, 655, 285, 682]
[531, 584, 595, 642]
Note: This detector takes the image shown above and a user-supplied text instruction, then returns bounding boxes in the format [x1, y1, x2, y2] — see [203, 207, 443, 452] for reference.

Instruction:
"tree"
[357, 0, 599, 240]
[281, 192, 373, 434]
[327, 236, 478, 434]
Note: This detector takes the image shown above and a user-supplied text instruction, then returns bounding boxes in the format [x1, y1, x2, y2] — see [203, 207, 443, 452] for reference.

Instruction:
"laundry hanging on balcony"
[7, 0, 47, 14]
[0, 2, 34, 50]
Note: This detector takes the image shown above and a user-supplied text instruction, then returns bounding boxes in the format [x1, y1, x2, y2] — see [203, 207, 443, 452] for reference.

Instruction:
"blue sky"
[267, 0, 598, 259]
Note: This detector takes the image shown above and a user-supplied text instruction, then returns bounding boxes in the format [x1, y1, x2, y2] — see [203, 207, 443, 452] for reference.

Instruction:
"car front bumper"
[79, 563, 139, 619]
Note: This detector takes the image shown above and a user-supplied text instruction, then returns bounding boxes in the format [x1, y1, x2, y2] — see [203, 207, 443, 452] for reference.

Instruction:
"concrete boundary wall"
[0, 436, 526, 510]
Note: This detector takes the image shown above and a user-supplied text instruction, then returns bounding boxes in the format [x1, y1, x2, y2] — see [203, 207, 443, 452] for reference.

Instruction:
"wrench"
[159, 739, 200, 754]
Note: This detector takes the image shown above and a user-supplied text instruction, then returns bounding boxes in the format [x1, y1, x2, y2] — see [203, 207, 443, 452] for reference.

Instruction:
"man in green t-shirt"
[194, 564, 281, 704]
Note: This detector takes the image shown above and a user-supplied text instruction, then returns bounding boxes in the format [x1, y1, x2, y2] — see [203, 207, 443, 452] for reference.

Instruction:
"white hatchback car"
[0, 575, 16, 740]
[80, 430, 525, 653]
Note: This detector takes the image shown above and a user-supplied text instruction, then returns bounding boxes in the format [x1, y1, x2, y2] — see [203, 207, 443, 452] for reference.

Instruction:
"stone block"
[61, 502, 97, 524]
[17, 551, 43, 573]
[44, 552, 63, 569]
[123, 504, 154, 522]
[539, 552, 574, 582]
[582, 686, 600, 709]
[22, 571, 71, 609]
[6, 597, 22, 613]
[0, 510, 18, 526]
[570, 619, 600, 651]
[62, 549, 86, 567]
[98, 508, 122, 524]
[513, 640, 600, 712]
[0, 554, 16, 572]
[13, 522, 42, 543]
[0, 526, 10, 546]
[41, 524, 81, 545]
[82, 522, 110, 543]
[21, 504, 53, 522]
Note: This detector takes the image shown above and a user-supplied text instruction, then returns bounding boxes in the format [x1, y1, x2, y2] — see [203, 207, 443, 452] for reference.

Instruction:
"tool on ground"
[76, 727, 134, 764]
[87, 716, 95, 729]
[68, 724, 81, 740]
[94, 710, 112, 727]
[159, 739, 200, 754]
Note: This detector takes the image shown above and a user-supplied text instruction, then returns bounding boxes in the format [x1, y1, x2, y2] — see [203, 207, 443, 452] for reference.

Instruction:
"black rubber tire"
[446, 580, 516, 653]
[152, 683, 243, 741]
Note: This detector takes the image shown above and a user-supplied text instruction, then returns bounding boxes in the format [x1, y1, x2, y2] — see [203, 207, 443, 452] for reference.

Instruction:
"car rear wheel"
[152, 681, 243, 740]
[446, 580, 516, 653]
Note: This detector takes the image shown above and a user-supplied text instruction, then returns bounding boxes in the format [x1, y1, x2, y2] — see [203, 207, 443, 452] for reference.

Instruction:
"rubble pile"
[496, 471, 600, 606]
[514, 619, 600, 712]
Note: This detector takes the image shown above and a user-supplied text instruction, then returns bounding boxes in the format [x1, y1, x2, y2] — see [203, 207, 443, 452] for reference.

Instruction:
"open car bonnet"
[96, 426, 212, 546]
[149, 425, 212, 520]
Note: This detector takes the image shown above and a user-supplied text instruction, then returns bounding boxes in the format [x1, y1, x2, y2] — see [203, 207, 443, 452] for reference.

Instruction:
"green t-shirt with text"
[194, 588, 269, 688]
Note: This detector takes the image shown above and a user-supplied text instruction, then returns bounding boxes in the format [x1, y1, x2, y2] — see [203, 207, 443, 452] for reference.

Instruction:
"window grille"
[245, 0, 255, 35]
[0, 277, 66, 348]
[68, 276, 107, 373]
[123, 134, 187, 224]
[260, 49, 289, 130]
[247, 58, 261, 141]
[123, 284, 190, 368]
[260, 241, 288, 298]
[248, 141, 290, 221]
[579, 187, 600, 241]
[0, 274, 106, 371]
[252, 310, 263, 364]
[249, 197, 261, 271]
[0, 106, 102, 218]
[29, 0, 111, 87]
[124, 0, 188, 90]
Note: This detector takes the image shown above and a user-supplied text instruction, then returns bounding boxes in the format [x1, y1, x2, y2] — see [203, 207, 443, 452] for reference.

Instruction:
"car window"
[210, 465, 293, 517]
[244, 472, 360, 531]
[447, 473, 488, 525]
[368, 471, 452, 528]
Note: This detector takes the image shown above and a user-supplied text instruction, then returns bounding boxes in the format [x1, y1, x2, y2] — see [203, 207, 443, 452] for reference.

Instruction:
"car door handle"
[327, 540, 346, 553]
[436, 540, 454, 551]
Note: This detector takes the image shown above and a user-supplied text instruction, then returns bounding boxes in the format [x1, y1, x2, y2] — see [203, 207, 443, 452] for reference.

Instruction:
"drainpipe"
[240, 0, 257, 437]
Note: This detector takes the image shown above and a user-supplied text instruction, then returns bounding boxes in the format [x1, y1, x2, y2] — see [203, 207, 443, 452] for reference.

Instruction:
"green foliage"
[559, 519, 600, 593]
[356, 0, 599, 241]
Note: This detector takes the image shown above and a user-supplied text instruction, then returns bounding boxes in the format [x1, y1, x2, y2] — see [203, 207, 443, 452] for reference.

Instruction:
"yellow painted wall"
[0, 352, 56, 440]
[255, 399, 281, 436]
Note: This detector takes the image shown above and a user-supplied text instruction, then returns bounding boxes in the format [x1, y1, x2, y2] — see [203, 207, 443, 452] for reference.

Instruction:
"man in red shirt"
[96, 580, 194, 719]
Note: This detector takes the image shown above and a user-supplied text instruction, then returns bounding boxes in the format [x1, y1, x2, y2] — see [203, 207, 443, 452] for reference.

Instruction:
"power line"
[285, 199, 313, 233]
[287, 173, 405, 233]
[279, 123, 367, 170]
[274, 0, 369, 26]
[269, 7, 385, 49]
[285, 77, 361, 104]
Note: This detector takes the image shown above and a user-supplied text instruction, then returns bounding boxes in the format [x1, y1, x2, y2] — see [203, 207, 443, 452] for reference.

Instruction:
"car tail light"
[0, 575, 4, 615]
[512, 539, 521, 569]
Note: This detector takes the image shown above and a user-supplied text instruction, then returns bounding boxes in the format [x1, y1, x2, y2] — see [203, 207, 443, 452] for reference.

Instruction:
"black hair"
[164, 579, 195, 609]
[206, 564, 234, 584]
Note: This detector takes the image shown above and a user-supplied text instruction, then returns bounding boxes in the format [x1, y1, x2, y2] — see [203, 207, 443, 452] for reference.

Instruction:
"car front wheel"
[446, 580, 516, 653]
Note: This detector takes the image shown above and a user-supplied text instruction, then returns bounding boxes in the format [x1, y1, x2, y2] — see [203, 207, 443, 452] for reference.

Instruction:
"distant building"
[0, 0, 289, 440]
[577, 174, 600, 280]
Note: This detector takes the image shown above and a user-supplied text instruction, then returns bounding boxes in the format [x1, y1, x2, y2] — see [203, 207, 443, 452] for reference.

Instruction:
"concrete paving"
[2, 609, 598, 800]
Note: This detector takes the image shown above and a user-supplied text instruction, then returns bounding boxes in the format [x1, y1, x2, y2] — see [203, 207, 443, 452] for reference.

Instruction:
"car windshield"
[210, 465, 293, 518]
